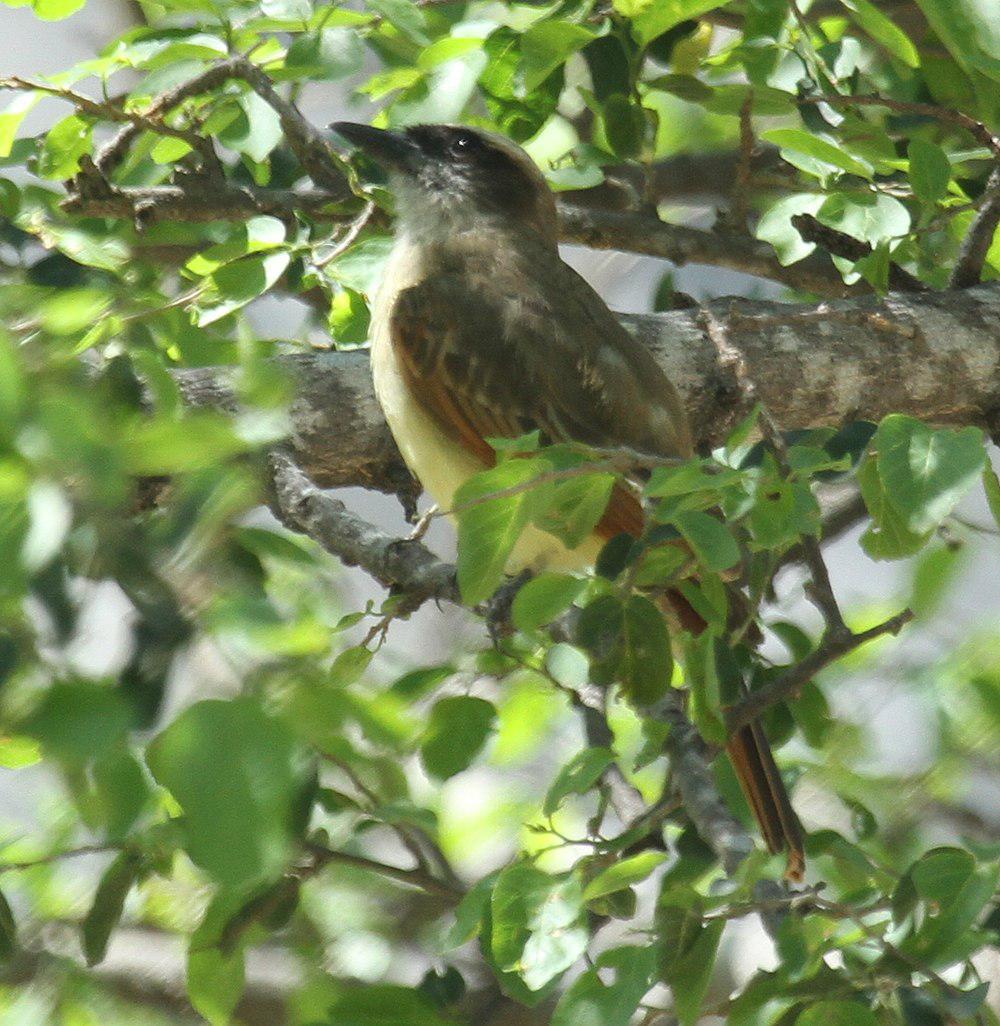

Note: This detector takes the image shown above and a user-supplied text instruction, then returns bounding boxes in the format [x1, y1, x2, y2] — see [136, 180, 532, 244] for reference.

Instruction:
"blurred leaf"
[147, 698, 308, 887]
[285, 27, 364, 79]
[420, 696, 496, 780]
[521, 21, 596, 91]
[444, 870, 499, 949]
[619, 594, 672, 706]
[551, 946, 655, 1026]
[511, 573, 586, 633]
[911, 0, 1000, 88]
[907, 139, 951, 206]
[543, 747, 616, 816]
[984, 463, 1000, 529]
[583, 852, 668, 901]
[841, 0, 920, 67]
[22, 683, 131, 764]
[673, 511, 740, 572]
[491, 862, 588, 990]
[658, 893, 725, 1026]
[796, 1001, 879, 1026]
[763, 128, 873, 179]
[603, 94, 645, 159]
[0, 91, 41, 158]
[81, 851, 142, 966]
[0, 888, 17, 960]
[621, 0, 726, 47]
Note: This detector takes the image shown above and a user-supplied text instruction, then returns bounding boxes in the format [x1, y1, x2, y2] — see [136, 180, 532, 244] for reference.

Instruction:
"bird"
[331, 121, 804, 880]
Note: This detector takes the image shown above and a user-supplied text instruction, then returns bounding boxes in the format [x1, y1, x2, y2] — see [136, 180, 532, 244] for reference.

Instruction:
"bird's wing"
[388, 245, 692, 538]
[389, 253, 692, 461]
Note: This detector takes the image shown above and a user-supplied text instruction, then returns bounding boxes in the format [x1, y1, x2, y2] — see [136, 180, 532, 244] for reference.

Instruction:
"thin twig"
[305, 841, 462, 899]
[791, 214, 926, 292]
[725, 608, 913, 735]
[797, 93, 1000, 160]
[754, 405, 850, 639]
[0, 843, 120, 873]
[0, 76, 222, 175]
[950, 166, 1000, 289]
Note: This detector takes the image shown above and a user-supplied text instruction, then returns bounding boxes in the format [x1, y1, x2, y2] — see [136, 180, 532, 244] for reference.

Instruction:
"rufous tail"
[667, 588, 805, 881]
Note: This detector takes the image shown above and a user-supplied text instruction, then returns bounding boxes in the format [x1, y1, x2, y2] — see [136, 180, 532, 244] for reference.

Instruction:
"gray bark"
[175, 281, 1000, 499]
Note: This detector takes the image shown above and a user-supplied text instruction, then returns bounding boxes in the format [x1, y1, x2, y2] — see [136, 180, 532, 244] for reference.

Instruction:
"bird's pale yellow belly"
[369, 240, 601, 573]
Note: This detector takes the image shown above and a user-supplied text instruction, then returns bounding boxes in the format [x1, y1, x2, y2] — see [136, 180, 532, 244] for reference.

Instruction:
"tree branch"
[557, 205, 852, 297]
[950, 166, 1000, 289]
[724, 608, 914, 736]
[173, 283, 1000, 501]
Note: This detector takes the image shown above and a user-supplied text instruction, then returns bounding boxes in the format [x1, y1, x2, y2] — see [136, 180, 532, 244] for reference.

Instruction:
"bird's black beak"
[330, 122, 419, 172]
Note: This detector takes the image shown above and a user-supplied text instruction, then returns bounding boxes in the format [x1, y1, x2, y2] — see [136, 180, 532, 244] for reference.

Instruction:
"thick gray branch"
[175, 282, 1000, 496]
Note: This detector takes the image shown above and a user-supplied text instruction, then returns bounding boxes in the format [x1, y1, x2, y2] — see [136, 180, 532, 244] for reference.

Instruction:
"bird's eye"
[450, 133, 478, 155]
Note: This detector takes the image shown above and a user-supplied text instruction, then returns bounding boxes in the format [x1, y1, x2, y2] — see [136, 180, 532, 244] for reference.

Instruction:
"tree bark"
[174, 281, 1000, 498]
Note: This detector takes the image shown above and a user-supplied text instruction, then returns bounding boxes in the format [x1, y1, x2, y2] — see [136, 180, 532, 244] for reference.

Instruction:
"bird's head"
[331, 122, 558, 245]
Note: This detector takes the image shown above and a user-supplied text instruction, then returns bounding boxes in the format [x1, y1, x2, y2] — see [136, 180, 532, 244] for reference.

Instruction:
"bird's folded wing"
[387, 257, 693, 466]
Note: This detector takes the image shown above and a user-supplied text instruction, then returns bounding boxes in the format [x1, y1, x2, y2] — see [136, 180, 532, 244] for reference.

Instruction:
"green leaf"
[443, 870, 499, 949]
[907, 139, 951, 205]
[0, 888, 17, 959]
[911, 847, 975, 905]
[603, 94, 645, 159]
[284, 27, 364, 80]
[0, 91, 41, 159]
[796, 1001, 879, 1026]
[905, 855, 1000, 967]
[324, 984, 452, 1026]
[551, 946, 655, 1026]
[533, 472, 615, 548]
[328, 286, 371, 346]
[22, 682, 131, 763]
[983, 463, 1000, 529]
[219, 90, 282, 162]
[420, 696, 496, 780]
[817, 192, 911, 247]
[511, 573, 586, 633]
[857, 457, 931, 560]
[672, 511, 740, 572]
[32, 0, 86, 18]
[454, 458, 548, 605]
[521, 21, 597, 91]
[584, 852, 668, 902]
[875, 415, 986, 532]
[658, 898, 725, 1026]
[756, 194, 825, 265]
[622, 0, 728, 47]
[367, 0, 430, 45]
[543, 747, 616, 817]
[81, 851, 142, 966]
[911, 0, 1000, 87]
[619, 595, 673, 706]
[146, 698, 308, 887]
[762, 128, 873, 179]
[188, 941, 245, 1026]
[197, 250, 291, 325]
[841, 0, 920, 67]
[490, 862, 587, 990]
[37, 113, 92, 179]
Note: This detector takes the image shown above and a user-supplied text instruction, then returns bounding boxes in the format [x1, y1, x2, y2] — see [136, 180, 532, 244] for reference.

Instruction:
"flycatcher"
[332, 121, 804, 879]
